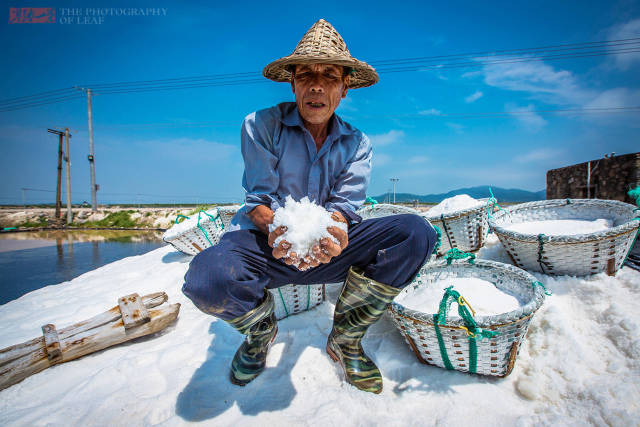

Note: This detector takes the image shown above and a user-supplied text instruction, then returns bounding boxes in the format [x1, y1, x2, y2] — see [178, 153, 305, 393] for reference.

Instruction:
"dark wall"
[546, 152, 640, 204]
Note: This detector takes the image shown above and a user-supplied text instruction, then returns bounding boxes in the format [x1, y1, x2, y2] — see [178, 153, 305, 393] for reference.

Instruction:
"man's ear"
[341, 76, 349, 98]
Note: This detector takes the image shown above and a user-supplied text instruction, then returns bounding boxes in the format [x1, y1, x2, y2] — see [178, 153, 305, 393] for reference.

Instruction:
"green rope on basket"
[485, 187, 506, 239]
[444, 248, 475, 265]
[306, 285, 311, 310]
[566, 198, 572, 205]
[277, 288, 290, 318]
[175, 214, 190, 224]
[621, 186, 640, 270]
[365, 196, 378, 207]
[432, 225, 442, 254]
[533, 281, 553, 296]
[433, 286, 500, 373]
[195, 210, 219, 247]
[537, 233, 550, 274]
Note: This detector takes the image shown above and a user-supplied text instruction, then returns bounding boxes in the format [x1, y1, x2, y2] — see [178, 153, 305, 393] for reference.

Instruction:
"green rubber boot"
[227, 291, 277, 386]
[326, 267, 401, 394]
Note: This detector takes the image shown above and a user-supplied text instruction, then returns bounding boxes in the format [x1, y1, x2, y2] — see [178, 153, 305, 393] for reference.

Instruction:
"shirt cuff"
[325, 203, 362, 227]
[245, 193, 281, 213]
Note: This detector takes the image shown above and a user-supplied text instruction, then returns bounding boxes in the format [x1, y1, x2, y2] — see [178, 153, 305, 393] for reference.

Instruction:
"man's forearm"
[247, 204, 274, 235]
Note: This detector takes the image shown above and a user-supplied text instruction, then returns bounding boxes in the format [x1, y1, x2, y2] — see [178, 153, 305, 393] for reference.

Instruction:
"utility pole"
[390, 178, 399, 204]
[76, 86, 98, 211]
[64, 128, 73, 224]
[47, 128, 64, 219]
[86, 88, 98, 211]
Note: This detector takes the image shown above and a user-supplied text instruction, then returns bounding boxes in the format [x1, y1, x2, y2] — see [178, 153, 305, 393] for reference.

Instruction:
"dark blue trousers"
[182, 214, 437, 320]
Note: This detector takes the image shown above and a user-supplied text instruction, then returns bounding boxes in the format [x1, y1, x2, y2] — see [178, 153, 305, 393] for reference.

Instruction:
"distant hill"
[372, 186, 545, 203]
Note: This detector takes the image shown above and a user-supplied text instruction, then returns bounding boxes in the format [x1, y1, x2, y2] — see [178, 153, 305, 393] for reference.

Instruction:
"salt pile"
[427, 194, 484, 216]
[506, 218, 613, 235]
[162, 209, 220, 240]
[269, 196, 347, 268]
[395, 278, 522, 316]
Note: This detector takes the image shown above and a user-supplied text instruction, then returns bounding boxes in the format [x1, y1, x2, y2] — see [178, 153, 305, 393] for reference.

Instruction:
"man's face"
[291, 63, 349, 128]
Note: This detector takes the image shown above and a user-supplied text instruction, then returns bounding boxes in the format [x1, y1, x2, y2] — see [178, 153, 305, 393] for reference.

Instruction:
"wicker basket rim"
[389, 258, 546, 328]
[162, 208, 224, 242]
[488, 198, 639, 243]
[422, 201, 487, 221]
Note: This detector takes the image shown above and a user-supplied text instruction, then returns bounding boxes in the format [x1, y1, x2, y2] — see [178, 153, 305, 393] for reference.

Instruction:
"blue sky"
[1, 0, 639, 205]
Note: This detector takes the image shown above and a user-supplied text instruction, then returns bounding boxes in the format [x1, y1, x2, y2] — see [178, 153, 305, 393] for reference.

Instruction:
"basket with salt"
[162, 205, 326, 320]
[488, 199, 640, 276]
[388, 254, 547, 377]
[162, 209, 226, 256]
[423, 195, 489, 256]
[357, 203, 421, 219]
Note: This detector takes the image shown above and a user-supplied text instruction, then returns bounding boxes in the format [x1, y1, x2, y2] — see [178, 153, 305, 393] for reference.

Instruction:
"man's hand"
[268, 225, 302, 267]
[247, 205, 274, 235]
[311, 211, 348, 265]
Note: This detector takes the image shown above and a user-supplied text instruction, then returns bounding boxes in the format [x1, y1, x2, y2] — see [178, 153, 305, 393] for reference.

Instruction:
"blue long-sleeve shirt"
[228, 102, 372, 231]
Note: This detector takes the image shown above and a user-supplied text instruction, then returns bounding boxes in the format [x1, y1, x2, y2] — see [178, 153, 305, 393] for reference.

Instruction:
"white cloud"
[470, 60, 594, 105]
[374, 153, 392, 166]
[465, 90, 483, 103]
[505, 103, 547, 132]
[606, 19, 640, 70]
[515, 148, 563, 163]
[445, 122, 464, 133]
[368, 130, 405, 146]
[418, 108, 442, 116]
[584, 88, 640, 109]
[408, 155, 429, 164]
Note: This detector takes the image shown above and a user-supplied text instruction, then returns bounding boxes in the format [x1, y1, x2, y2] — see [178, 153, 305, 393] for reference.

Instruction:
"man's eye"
[324, 74, 339, 80]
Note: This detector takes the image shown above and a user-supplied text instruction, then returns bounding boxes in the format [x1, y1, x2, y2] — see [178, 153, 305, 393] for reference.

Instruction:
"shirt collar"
[282, 102, 350, 139]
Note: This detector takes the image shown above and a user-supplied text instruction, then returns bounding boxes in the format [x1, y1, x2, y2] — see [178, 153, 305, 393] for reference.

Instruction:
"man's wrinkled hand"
[268, 225, 300, 267]
[312, 212, 348, 265]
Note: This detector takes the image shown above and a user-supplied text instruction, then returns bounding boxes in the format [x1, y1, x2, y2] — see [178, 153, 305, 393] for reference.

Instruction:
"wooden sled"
[0, 292, 180, 391]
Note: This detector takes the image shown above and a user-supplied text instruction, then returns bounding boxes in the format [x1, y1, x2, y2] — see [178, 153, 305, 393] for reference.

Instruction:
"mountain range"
[372, 186, 546, 203]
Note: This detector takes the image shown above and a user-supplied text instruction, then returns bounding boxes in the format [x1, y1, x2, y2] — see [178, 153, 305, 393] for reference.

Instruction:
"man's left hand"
[311, 211, 348, 265]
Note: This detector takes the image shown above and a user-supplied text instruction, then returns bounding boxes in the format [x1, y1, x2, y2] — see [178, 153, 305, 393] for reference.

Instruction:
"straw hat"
[263, 19, 379, 89]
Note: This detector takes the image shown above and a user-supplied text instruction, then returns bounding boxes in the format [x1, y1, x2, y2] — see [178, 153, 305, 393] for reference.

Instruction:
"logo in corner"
[9, 8, 56, 24]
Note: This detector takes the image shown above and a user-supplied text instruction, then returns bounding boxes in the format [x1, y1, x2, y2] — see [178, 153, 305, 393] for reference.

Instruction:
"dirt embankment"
[0, 207, 207, 231]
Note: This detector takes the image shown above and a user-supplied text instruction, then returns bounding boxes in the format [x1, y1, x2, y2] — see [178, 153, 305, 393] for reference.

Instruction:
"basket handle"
[175, 214, 190, 224]
[433, 286, 499, 373]
[444, 248, 475, 265]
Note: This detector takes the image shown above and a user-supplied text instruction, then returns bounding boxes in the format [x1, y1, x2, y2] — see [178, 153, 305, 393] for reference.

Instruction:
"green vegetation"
[75, 210, 139, 228]
[186, 205, 215, 216]
[19, 216, 49, 228]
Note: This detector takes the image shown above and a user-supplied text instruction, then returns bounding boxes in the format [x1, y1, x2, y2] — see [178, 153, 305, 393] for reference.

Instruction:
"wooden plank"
[41, 324, 61, 362]
[118, 293, 150, 329]
[0, 292, 167, 366]
[0, 303, 180, 391]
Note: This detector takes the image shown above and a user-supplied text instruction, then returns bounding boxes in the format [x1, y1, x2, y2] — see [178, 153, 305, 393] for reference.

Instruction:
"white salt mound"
[396, 278, 522, 317]
[506, 218, 613, 235]
[428, 194, 483, 216]
[162, 209, 219, 240]
[269, 196, 347, 269]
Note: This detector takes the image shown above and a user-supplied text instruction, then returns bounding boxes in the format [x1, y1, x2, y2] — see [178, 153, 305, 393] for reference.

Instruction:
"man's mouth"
[306, 101, 325, 109]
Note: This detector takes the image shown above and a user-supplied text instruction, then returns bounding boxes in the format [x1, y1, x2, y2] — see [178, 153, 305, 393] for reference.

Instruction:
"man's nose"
[309, 74, 324, 92]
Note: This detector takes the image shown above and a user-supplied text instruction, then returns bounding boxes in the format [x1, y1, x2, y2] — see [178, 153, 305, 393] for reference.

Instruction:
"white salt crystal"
[269, 196, 347, 269]
[427, 194, 483, 216]
[395, 277, 522, 317]
[505, 218, 612, 235]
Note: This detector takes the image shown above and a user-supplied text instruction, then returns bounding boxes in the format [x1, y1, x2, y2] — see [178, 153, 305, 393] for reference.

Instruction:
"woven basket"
[162, 209, 226, 256]
[489, 199, 640, 276]
[423, 201, 489, 256]
[357, 203, 421, 219]
[163, 206, 326, 320]
[389, 258, 546, 377]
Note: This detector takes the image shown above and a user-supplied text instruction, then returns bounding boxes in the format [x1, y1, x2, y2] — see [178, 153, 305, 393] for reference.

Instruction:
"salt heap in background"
[269, 196, 346, 268]
[428, 194, 483, 216]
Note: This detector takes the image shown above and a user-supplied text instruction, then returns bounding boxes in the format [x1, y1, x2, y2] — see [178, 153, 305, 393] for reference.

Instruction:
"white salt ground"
[505, 218, 613, 235]
[427, 194, 484, 216]
[269, 196, 347, 268]
[396, 278, 522, 317]
[0, 233, 639, 425]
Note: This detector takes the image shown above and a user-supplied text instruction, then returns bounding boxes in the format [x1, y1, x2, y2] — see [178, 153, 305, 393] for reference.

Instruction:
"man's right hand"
[268, 225, 302, 268]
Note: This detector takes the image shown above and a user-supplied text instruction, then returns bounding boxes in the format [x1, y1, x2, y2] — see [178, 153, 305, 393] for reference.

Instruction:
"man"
[183, 19, 436, 394]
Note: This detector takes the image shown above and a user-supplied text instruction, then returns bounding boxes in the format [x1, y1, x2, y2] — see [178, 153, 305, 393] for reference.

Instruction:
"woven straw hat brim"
[262, 19, 378, 89]
[263, 55, 379, 89]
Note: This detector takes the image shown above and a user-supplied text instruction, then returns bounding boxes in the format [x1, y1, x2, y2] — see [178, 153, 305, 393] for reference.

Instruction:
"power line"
[1, 37, 639, 112]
